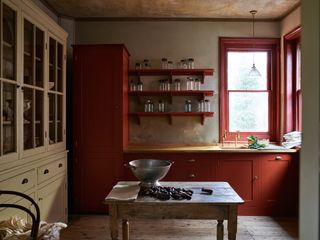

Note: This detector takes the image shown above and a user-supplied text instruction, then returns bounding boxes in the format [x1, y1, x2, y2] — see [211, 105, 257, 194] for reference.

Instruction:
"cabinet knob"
[44, 169, 49, 174]
[21, 178, 29, 184]
[253, 176, 258, 180]
[275, 156, 282, 160]
[188, 173, 196, 178]
[187, 159, 196, 163]
[58, 163, 63, 168]
[39, 198, 43, 201]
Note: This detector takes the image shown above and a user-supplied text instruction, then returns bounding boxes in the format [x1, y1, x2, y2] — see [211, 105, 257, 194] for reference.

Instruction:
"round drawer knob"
[253, 176, 258, 180]
[21, 178, 29, 184]
[275, 156, 282, 160]
[58, 163, 63, 168]
[189, 174, 196, 178]
[44, 169, 49, 174]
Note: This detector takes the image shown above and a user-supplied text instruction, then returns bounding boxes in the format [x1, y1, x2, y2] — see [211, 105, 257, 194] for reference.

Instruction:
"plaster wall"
[76, 20, 280, 145]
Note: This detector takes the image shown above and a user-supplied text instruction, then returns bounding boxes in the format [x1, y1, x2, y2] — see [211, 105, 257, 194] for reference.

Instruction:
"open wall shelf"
[129, 112, 214, 125]
[129, 68, 214, 83]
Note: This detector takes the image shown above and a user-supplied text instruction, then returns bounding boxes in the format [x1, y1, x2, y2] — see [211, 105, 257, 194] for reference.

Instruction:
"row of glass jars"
[134, 58, 195, 70]
[144, 99, 211, 113]
[160, 78, 201, 91]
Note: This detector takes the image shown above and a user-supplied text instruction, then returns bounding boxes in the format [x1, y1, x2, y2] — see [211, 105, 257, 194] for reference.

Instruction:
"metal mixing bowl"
[126, 159, 173, 187]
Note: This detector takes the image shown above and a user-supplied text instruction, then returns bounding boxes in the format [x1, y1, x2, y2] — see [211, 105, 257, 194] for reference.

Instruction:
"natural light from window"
[227, 51, 269, 132]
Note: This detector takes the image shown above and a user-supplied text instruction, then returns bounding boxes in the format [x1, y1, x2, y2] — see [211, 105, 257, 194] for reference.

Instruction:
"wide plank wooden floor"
[60, 215, 298, 240]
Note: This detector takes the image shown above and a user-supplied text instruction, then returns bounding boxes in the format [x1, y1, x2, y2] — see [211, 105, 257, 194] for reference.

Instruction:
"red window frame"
[284, 26, 302, 132]
[219, 37, 281, 142]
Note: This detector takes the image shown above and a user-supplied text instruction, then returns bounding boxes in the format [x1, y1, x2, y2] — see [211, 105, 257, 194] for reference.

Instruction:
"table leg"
[217, 220, 224, 240]
[227, 205, 238, 240]
[122, 219, 129, 240]
[109, 204, 119, 240]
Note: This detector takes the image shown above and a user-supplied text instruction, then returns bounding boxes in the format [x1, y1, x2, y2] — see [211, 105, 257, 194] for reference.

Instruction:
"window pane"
[228, 52, 268, 90]
[229, 92, 269, 132]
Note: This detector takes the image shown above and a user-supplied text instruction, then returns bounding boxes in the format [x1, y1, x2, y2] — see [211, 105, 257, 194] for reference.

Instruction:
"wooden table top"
[105, 181, 244, 205]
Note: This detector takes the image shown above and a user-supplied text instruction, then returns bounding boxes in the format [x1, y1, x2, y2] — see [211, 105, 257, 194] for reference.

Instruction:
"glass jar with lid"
[174, 79, 181, 91]
[184, 100, 192, 112]
[188, 58, 195, 69]
[204, 99, 211, 112]
[161, 58, 168, 69]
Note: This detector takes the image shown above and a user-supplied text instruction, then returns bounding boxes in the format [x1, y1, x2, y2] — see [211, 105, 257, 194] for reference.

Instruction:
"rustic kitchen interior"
[0, 0, 319, 239]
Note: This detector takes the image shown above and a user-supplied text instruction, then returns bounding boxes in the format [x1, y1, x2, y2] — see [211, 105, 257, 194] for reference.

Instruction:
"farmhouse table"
[104, 181, 244, 240]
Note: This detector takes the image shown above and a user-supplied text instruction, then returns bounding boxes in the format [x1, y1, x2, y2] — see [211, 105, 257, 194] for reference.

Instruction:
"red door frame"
[219, 37, 281, 143]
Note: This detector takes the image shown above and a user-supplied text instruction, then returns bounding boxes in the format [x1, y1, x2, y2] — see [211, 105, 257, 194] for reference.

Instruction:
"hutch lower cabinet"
[72, 45, 129, 213]
[124, 152, 299, 216]
[0, 0, 68, 223]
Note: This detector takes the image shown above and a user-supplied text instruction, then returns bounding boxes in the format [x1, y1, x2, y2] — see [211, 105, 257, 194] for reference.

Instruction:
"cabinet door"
[0, 2, 18, 159]
[260, 154, 298, 216]
[217, 157, 259, 208]
[22, 18, 45, 154]
[48, 36, 65, 150]
[38, 176, 66, 222]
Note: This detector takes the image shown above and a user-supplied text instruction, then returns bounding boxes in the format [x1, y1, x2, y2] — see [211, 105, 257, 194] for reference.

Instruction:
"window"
[284, 27, 302, 132]
[219, 38, 280, 142]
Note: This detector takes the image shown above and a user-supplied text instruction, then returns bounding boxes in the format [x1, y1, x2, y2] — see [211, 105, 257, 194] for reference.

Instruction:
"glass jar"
[167, 61, 173, 69]
[135, 62, 142, 69]
[158, 100, 165, 112]
[161, 58, 168, 69]
[145, 100, 151, 112]
[137, 82, 143, 91]
[181, 59, 188, 69]
[204, 99, 211, 112]
[129, 80, 136, 91]
[185, 100, 192, 112]
[188, 58, 194, 69]
[195, 78, 201, 90]
[198, 100, 204, 112]
[187, 77, 194, 90]
[174, 79, 181, 91]
[143, 59, 151, 69]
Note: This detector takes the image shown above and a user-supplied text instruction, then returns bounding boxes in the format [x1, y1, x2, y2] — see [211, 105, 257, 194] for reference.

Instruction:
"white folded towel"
[105, 182, 140, 201]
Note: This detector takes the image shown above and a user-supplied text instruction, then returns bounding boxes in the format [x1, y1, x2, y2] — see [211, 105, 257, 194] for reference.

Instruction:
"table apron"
[115, 204, 230, 220]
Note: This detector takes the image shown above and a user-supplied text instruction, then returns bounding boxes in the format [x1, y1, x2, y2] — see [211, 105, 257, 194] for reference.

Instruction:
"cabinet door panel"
[217, 158, 259, 207]
[261, 156, 298, 216]
[74, 152, 122, 213]
[38, 176, 66, 222]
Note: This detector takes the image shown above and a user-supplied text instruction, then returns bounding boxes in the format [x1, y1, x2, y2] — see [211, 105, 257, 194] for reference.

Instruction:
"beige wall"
[76, 20, 280, 145]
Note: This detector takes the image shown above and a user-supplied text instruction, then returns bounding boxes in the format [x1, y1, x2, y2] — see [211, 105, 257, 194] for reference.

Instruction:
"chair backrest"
[0, 190, 40, 240]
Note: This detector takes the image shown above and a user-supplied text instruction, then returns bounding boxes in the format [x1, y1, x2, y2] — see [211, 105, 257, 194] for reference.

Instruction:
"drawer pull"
[188, 174, 196, 178]
[188, 159, 196, 163]
[21, 178, 29, 184]
[39, 198, 43, 201]
[275, 156, 282, 160]
[44, 169, 49, 174]
[253, 176, 258, 180]
[58, 163, 63, 168]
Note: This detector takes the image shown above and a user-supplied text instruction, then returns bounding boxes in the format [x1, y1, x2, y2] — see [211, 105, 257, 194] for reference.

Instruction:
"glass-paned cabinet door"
[23, 19, 45, 150]
[1, 3, 17, 156]
[48, 37, 64, 145]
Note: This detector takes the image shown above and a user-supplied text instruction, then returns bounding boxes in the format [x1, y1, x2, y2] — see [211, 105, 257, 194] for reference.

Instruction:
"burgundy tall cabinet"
[73, 45, 129, 213]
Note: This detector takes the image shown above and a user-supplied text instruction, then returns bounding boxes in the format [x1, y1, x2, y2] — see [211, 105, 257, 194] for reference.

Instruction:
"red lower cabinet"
[123, 151, 299, 216]
[260, 154, 299, 216]
[216, 156, 259, 215]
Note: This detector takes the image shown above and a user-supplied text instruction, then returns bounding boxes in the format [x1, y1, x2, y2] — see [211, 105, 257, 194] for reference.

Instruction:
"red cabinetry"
[123, 151, 298, 216]
[216, 156, 259, 211]
[260, 154, 299, 216]
[73, 45, 129, 213]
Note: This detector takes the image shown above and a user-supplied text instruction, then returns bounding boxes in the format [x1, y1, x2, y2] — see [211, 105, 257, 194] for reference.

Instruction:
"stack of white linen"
[282, 131, 302, 149]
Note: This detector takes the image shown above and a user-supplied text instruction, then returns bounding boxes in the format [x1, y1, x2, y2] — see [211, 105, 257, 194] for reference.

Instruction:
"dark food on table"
[139, 186, 193, 200]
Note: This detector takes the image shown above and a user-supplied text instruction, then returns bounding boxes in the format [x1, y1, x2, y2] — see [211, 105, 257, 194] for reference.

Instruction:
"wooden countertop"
[124, 145, 298, 153]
